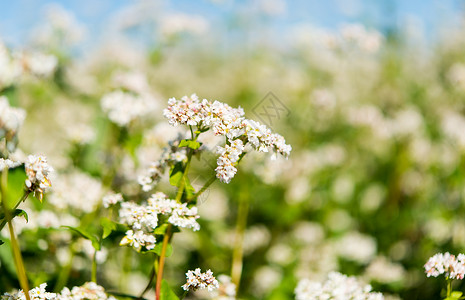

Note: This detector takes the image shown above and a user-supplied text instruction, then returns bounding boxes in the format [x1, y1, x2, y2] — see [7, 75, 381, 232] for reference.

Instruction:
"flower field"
[1, 1, 465, 299]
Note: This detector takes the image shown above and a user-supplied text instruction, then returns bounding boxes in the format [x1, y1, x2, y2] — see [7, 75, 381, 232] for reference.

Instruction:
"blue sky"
[0, 0, 463, 47]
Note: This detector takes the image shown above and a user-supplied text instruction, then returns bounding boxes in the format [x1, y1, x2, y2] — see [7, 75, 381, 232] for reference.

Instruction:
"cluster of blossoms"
[295, 272, 384, 300]
[101, 72, 158, 127]
[25, 155, 54, 201]
[0, 41, 57, 91]
[119, 192, 200, 251]
[0, 96, 26, 150]
[102, 192, 123, 208]
[182, 268, 219, 292]
[138, 138, 187, 191]
[1, 282, 116, 300]
[424, 252, 465, 279]
[210, 275, 236, 300]
[0, 158, 22, 170]
[163, 94, 291, 183]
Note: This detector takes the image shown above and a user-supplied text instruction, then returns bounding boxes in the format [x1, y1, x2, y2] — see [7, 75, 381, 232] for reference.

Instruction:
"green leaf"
[14, 209, 28, 223]
[5, 167, 27, 209]
[146, 243, 173, 257]
[62, 226, 101, 250]
[178, 139, 201, 150]
[0, 209, 28, 222]
[154, 224, 169, 235]
[0, 239, 4, 246]
[160, 279, 179, 300]
[101, 218, 117, 239]
[169, 163, 184, 187]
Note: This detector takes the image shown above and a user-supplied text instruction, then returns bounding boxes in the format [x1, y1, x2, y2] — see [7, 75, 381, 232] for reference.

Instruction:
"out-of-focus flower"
[0, 96, 26, 151]
[102, 192, 123, 208]
[182, 268, 219, 292]
[0, 158, 21, 170]
[60, 282, 116, 299]
[295, 272, 384, 300]
[101, 90, 157, 127]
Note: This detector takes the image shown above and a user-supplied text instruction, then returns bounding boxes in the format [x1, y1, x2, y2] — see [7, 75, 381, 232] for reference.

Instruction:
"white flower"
[168, 203, 200, 231]
[182, 268, 219, 292]
[119, 202, 158, 230]
[295, 272, 384, 300]
[102, 192, 123, 208]
[424, 252, 465, 280]
[120, 229, 156, 251]
[25, 155, 53, 201]
[1, 283, 58, 300]
[0, 158, 21, 170]
[164, 95, 292, 184]
[59, 282, 117, 299]
[101, 90, 156, 127]
[0, 96, 26, 139]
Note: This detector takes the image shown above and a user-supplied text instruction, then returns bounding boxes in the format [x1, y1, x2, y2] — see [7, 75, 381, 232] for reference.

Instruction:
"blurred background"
[2, 0, 465, 299]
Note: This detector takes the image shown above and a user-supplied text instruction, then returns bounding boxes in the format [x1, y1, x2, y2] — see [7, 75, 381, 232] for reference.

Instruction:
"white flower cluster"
[295, 272, 384, 300]
[1, 283, 57, 300]
[102, 192, 123, 208]
[119, 192, 200, 251]
[0, 96, 26, 143]
[0, 158, 21, 170]
[138, 140, 187, 192]
[182, 268, 219, 292]
[60, 282, 116, 300]
[424, 252, 465, 279]
[101, 90, 155, 127]
[210, 275, 236, 300]
[49, 171, 103, 213]
[216, 140, 244, 184]
[18, 51, 58, 77]
[163, 94, 291, 183]
[25, 155, 54, 201]
[1, 282, 116, 300]
[0, 43, 22, 90]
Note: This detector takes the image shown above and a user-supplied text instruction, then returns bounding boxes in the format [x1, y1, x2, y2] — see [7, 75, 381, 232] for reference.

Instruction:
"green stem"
[447, 278, 452, 297]
[187, 176, 216, 203]
[231, 190, 249, 293]
[139, 263, 156, 299]
[155, 224, 172, 300]
[1, 169, 31, 300]
[91, 248, 98, 282]
[180, 290, 189, 299]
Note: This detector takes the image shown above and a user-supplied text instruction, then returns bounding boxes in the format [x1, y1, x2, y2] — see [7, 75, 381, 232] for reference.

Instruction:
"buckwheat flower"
[60, 282, 117, 300]
[295, 272, 384, 300]
[168, 203, 200, 231]
[25, 155, 53, 201]
[119, 202, 158, 230]
[120, 229, 156, 251]
[2, 283, 58, 300]
[0, 96, 26, 145]
[20, 51, 58, 77]
[102, 192, 123, 208]
[182, 268, 219, 292]
[424, 252, 465, 279]
[0, 158, 21, 170]
[164, 95, 292, 183]
[101, 90, 156, 127]
[147, 192, 177, 214]
[211, 275, 236, 300]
